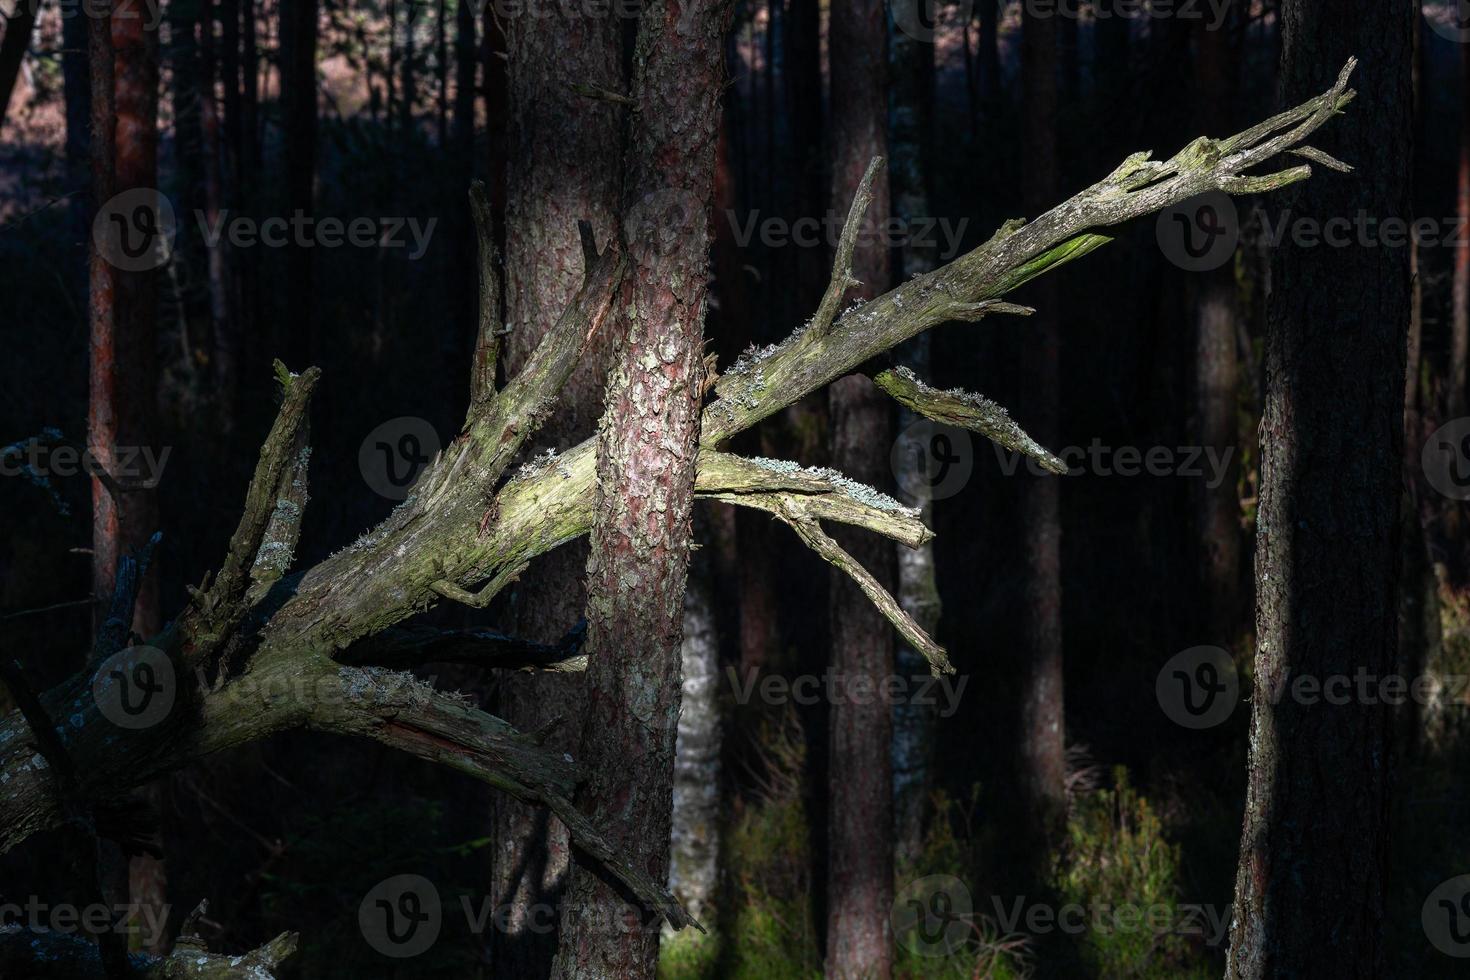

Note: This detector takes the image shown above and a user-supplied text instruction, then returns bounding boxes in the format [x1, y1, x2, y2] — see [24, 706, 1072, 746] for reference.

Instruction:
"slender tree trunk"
[1226, 3, 1414, 976]
[888, 8, 940, 873]
[1453, 40, 1470, 420]
[435, 0, 448, 146]
[64, 3, 92, 173]
[101, 0, 166, 951]
[280, 0, 318, 370]
[979, 0, 1001, 106]
[200, 0, 238, 433]
[551, 0, 728, 974]
[1017, 0, 1066, 879]
[0, 0, 37, 132]
[488, 7, 623, 977]
[667, 514, 722, 926]
[1193, 5, 1241, 645]
[826, 0, 895, 976]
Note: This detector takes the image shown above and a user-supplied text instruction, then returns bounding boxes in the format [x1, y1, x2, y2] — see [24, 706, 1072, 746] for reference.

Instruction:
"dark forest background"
[1, 1, 1467, 977]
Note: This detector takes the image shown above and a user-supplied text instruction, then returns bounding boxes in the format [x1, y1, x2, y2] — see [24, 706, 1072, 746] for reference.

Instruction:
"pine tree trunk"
[826, 0, 895, 976]
[550, 0, 727, 975]
[1226, 3, 1414, 975]
[489, 8, 623, 977]
[1453, 40, 1470, 420]
[1017, 0, 1067, 877]
[1193, 6, 1240, 645]
[280, 0, 318, 370]
[888, 10, 940, 874]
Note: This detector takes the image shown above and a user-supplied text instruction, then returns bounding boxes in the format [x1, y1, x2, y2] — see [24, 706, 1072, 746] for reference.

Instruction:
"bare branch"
[776, 503, 954, 676]
[872, 366, 1068, 475]
[811, 155, 884, 336]
[0, 918, 298, 978]
[703, 60, 1359, 445]
[179, 363, 321, 661]
[695, 450, 931, 549]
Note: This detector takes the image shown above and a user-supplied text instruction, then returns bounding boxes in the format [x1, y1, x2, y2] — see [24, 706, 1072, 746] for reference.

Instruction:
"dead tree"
[0, 64, 1360, 973]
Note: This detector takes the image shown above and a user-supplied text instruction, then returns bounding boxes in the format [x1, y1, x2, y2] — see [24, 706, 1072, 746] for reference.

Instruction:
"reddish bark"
[551, 0, 728, 975]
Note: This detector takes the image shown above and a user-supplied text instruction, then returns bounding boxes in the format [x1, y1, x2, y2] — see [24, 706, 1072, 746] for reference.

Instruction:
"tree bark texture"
[551, 0, 728, 975]
[1226, 4, 1413, 976]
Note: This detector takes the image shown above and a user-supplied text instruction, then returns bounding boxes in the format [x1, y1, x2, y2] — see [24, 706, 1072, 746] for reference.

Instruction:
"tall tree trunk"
[1226, 4, 1414, 976]
[102, 0, 166, 951]
[1453, 39, 1470, 420]
[1193, 5, 1241, 646]
[0, 1, 37, 132]
[551, 0, 728, 974]
[888, 6, 940, 874]
[201, 0, 238, 432]
[826, 0, 895, 976]
[1017, 0, 1066, 879]
[488, 7, 623, 977]
[280, 0, 318, 370]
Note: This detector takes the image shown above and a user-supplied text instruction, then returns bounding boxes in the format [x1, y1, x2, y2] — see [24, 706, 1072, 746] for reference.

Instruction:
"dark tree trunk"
[1453, 39, 1470, 420]
[63, 4, 92, 172]
[979, 0, 1001, 106]
[1192, 4, 1241, 646]
[106, 0, 166, 949]
[488, 7, 623, 977]
[0, 1, 37, 131]
[826, 0, 895, 976]
[1226, 3, 1414, 976]
[1017, 0, 1066, 878]
[888, 4, 940, 874]
[280, 0, 318, 370]
[550, 0, 728, 974]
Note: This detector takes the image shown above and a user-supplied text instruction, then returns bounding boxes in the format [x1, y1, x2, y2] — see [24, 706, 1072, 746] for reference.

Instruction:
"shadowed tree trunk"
[1226, 4, 1413, 976]
[0, 0, 37, 131]
[826, 0, 895, 976]
[112, 1, 165, 946]
[280, 0, 318, 370]
[550, 0, 728, 975]
[1017, 0, 1066, 880]
[1192, 3, 1241, 646]
[489, 8, 623, 976]
[1453, 38, 1470, 420]
[888, 4, 940, 873]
